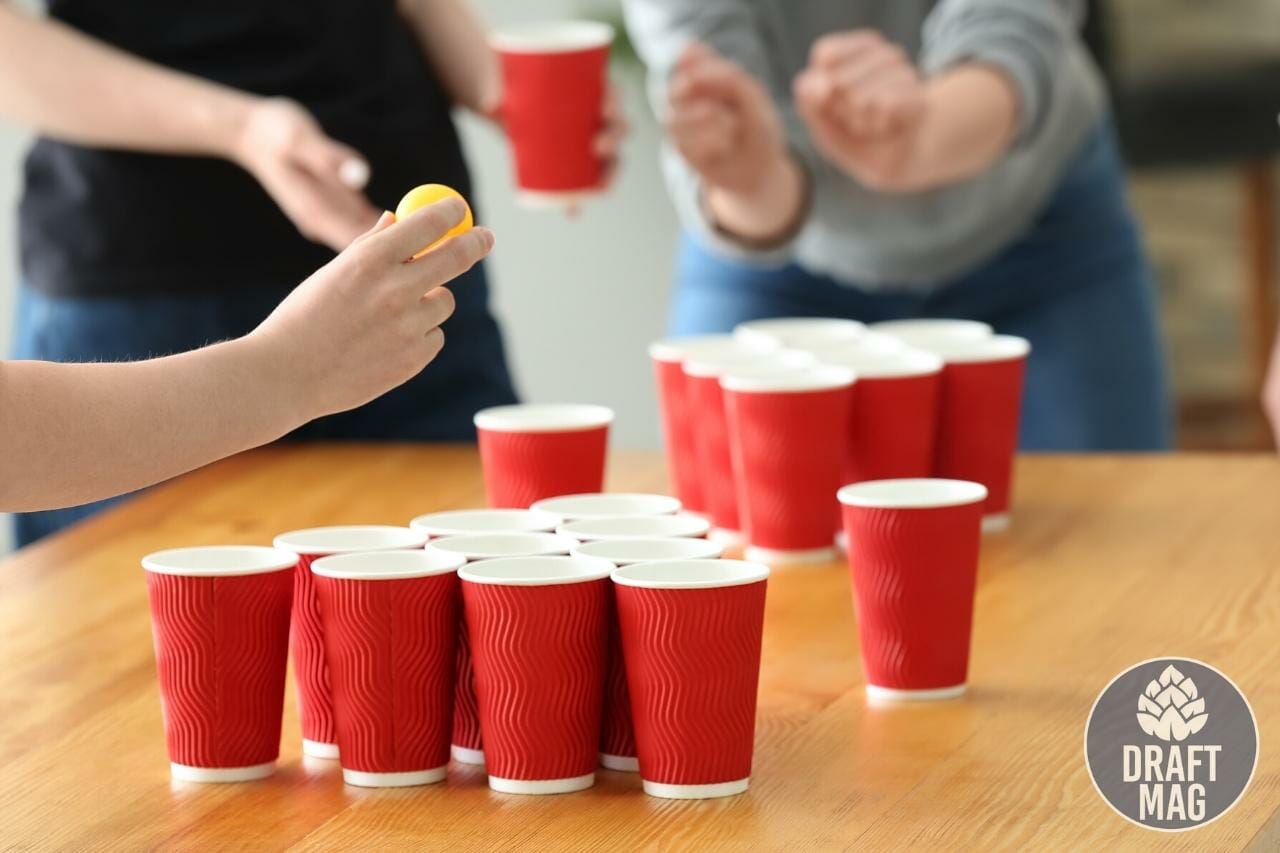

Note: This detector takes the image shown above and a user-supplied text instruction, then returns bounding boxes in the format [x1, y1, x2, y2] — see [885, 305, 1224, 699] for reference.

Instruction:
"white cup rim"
[817, 347, 943, 379]
[489, 20, 614, 54]
[611, 558, 770, 590]
[531, 493, 682, 520]
[570, 537, 725, 565]
[458, 555, 615, 586]
[683, 348, 814, 378]
[141, 545, 299, 577]
[408, 509, 563, 536]
[734, 317, 866, 348]
[648, 334, 776, 364]
[837, 478, 989, 509]
[273, 525, 428, 555]
[310, 548, 465, 580]
[869, 319, 994, 345]
[720, 365, 856, 393]
[473, 403, 613, 433]
[426, 532, 576, 560]
[556, 513, 710, 540]
[919, 334, 1031, 364]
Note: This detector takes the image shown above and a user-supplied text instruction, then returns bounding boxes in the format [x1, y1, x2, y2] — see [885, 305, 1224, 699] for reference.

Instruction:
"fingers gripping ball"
[395, 184, 474, 258]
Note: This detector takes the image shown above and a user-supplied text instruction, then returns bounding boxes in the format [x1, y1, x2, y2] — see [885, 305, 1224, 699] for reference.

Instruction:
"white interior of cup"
[490, 20, 614, 53]
[804, 332, 907, 358]
[817, 347, 943, 379]
[683, 348, 814, 378]
[734, 318, 866, 349]
[611, 559, 770, 590]
[557, 513, 710, 540]
[473, 403, 613, 433]
[917, 334, 1031, 364]
[870, 319, 994, 347]
[426, 532, 575, 560]
[720, 365, 857, 393]
[837, 478, 989, 509]
[571, 537, 725, 565]
[458, 555, 615, 586]
[409, 509, 562, 536]
[273, 526, 428, 555]
[531, 492, 682, 519]
[141, 546, 299, 577]
[649, 334, 776, 364]
[310, 548, 465, 580]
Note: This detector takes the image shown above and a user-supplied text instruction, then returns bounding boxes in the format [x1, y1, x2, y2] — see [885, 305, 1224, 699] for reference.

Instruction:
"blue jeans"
[10, 262, 518, 547]
[672, 123, 1172, 453]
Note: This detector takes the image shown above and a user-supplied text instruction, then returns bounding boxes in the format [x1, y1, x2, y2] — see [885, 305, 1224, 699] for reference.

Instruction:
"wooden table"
[1, 447, 1278, 850]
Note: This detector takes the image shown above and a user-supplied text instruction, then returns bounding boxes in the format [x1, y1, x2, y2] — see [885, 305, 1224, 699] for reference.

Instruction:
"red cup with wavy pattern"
[460, 555, 613, 794]
[425, 532, 578, 766]
[838, 479, 987, 701]
[273, 526, 429, 759]
[474, 404, 613, 509]
[613, 559, 769, 799]
[142, 546, 297, 783]
[310, 549, 464, 787]
[721, 366, 856, 564]
[923, 335, 1030, 532]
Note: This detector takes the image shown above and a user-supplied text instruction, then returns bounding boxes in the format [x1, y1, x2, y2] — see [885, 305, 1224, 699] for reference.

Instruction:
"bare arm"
[396, 0, 499, 115]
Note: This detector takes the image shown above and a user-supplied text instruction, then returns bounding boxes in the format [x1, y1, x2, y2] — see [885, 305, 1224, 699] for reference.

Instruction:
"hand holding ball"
[395, 184, 474, 258]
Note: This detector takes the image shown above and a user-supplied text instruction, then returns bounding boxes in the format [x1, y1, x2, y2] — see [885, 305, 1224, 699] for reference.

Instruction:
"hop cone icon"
[1136, 664, 1208, 742]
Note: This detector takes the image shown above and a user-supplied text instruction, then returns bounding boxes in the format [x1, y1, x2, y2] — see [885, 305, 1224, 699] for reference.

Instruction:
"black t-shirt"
[20, 1, 472, 296]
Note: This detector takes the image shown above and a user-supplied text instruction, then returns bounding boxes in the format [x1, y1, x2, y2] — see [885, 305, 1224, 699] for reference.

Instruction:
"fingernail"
[339, 158, 370, 189]
[378, 210, 395, 225]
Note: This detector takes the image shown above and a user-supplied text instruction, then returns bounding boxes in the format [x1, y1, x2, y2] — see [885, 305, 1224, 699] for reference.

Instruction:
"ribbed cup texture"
[463, 579, 608, 781]
[615, 582, 766, 786]
[146, 571, 293, 768]
[477, 426, 608, 509]
[452, 611, 482, 751]
[290, 554, 334, 746]
[933, 357, 1026, 515]
[314, 573, 457, 774]
[725, 386, 852, 550]
[654, 358, 704, 513]
[601, 595, 635, 760]
[846, 373, 941, 484]
[843, 502, 982, 689]
[687, 373, 740, 532]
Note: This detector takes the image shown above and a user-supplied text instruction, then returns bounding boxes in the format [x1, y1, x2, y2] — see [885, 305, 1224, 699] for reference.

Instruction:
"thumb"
[351, 211, 396, 245]
[294, 127, 370, 189]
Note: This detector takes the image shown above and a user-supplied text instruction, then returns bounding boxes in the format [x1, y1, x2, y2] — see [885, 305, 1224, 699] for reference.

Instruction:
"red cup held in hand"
[474, 404, 613, 510]
[142, 546, 297, 782]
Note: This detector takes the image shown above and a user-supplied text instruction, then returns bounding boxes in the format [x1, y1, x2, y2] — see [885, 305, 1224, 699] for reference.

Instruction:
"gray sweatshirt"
[622, 0, 1105, 290]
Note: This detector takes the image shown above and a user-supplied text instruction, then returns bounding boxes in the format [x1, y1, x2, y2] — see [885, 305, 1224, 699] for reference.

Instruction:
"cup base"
[642, 778, 750, 800]
[342, 766, 448, 788]
[516, 189, 599, 211]
[866, 683, 967, 703]
[488, 772, 595, 795]
[599, 753, 639, 772]
[451, 744, 485, 766]
[745, 545, 838, 566]
[302, 739, 339, 759]
[170, 761, 275, 783]
[982, 512, 1011, 533]
[707, 527, 745, 546]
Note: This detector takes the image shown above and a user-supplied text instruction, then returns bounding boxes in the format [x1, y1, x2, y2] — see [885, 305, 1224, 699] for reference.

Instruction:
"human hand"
[793, 30, 928, 191]
[247, 198, 494, 420]
[1263, 326, 1280, 449]
[231, 97, 380, 251]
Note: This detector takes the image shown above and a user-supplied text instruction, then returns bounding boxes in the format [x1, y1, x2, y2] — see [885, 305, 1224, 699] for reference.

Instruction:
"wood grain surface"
[0, 446, 1277, 851]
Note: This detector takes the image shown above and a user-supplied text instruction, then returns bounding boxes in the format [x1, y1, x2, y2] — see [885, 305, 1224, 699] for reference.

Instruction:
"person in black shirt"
[0, 1, 625, 546]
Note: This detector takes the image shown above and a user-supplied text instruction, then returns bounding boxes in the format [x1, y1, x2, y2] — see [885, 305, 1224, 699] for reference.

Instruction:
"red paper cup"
[409, 508, 563, 538]
[922, 335, 1030, 531]
[613, 559, 769, 799]
[839, 479, 987, 700]
[649, 335, 775, 515]
[721, 366, 856, 564]
[531, 492, 680, 521]
[557, 513, 710, 541]
[460, 556, 613, 794]
[310, 549, 464, 787]
[273, 525, 429, 758]
[475, 404, 613, 509]
[142, 546, 297, 782]
[870, 318, 994, 348]
[684, 351, 813, 543]
[734, 317, 866, 350]
[492, 21, 613, 208]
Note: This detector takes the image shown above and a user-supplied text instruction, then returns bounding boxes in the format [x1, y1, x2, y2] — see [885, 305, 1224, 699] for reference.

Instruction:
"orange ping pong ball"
[394, 184, 474, 258]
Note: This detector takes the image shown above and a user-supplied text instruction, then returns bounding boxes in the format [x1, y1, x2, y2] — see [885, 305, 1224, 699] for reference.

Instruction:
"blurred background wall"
[0, 0, 1277, 551]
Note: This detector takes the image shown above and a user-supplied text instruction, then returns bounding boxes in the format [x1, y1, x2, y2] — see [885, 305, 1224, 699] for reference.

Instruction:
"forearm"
[0, 337, 304, 512]
[0, 3, 253, 156]
[396, 0, 497, 114]
[705, 153, 807, 244]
